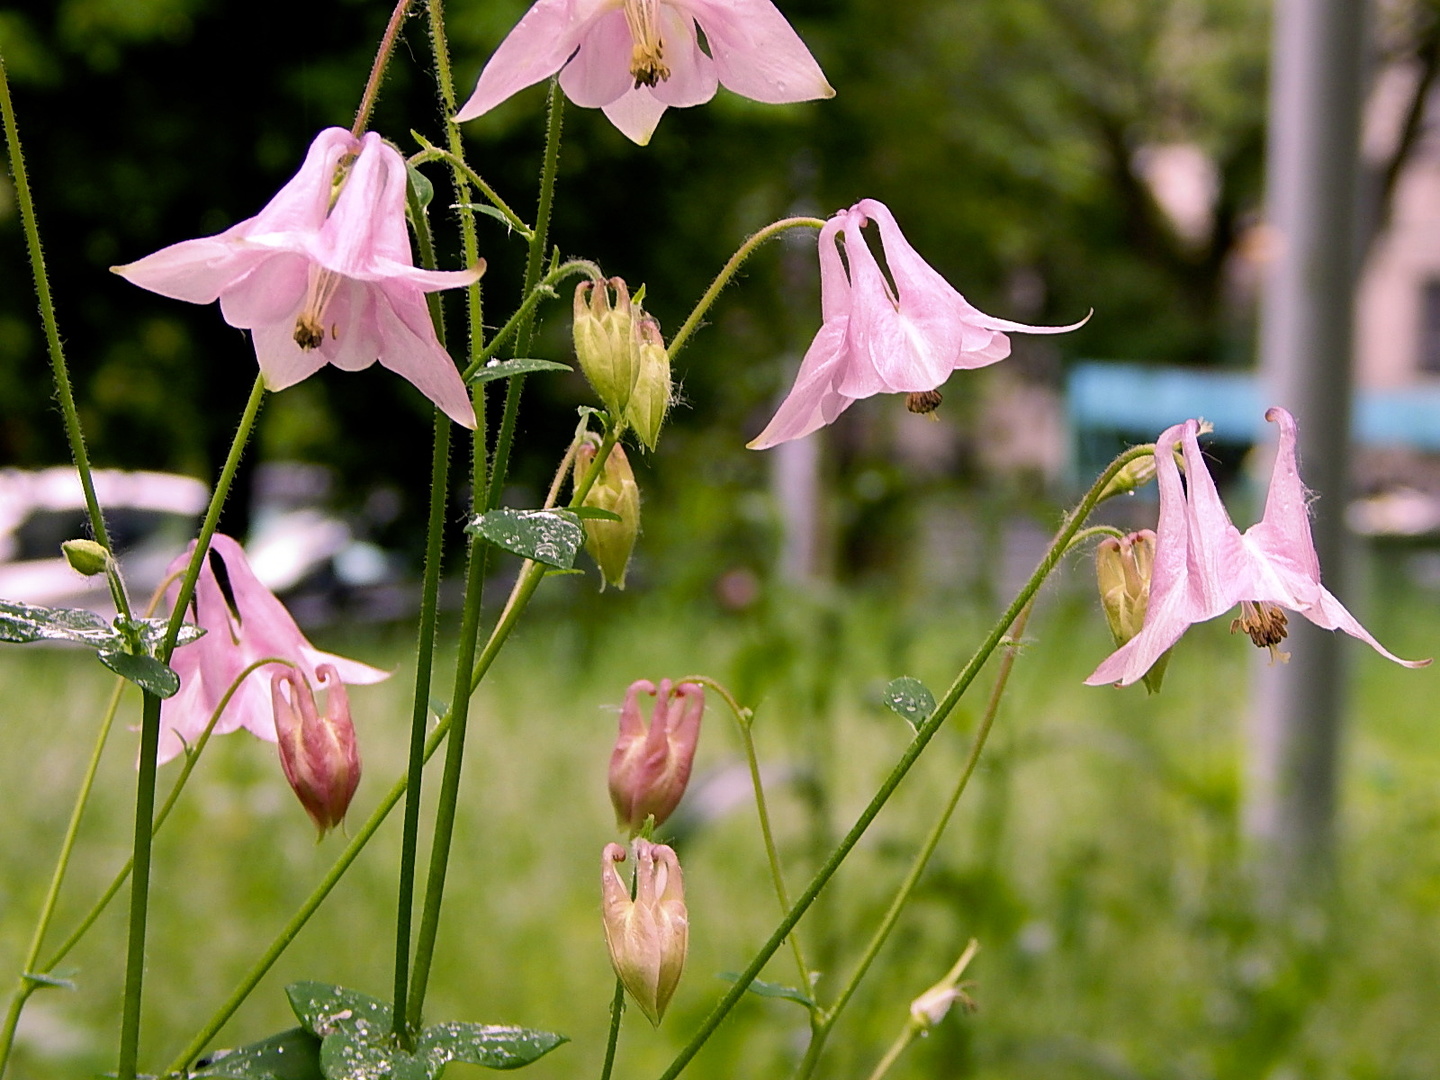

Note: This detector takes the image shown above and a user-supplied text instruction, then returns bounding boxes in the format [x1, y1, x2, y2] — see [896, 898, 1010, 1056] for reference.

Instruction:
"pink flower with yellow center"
[456, 0, 834, 145]
[113, 128, 482, 428]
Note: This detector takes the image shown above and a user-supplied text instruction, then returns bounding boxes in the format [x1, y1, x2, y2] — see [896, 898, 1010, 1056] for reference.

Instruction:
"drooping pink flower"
[455, 0, 834, 146]
[113, 128, 482, 428]
[159, 534, 388, 764]
[748, 199, 1088, 449]
[272, 664, 362, 836]
[608, 678, 704, 834]
[602, 839, 689, 1024]
[1086, 407, 1431, 687]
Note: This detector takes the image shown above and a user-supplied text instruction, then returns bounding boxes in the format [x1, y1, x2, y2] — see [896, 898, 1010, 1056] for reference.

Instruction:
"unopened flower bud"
[609, 679, 704, 835]
[625, 313, 671, 451]
[62, 539, 111, 576]
[1096, 530, 1169, 693]
[1096, 453, 1158, 503]
[602, 839, 688, 1025]
[271, 663, 361, 837]
[577, 437, 640, 589]
[574, 278, 640, 417]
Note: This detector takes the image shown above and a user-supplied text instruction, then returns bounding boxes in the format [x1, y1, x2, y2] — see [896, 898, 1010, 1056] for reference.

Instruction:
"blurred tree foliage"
[0, 0, 1275, 561]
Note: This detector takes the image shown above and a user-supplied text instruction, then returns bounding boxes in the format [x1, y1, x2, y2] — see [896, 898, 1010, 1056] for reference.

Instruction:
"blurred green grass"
[0, 555, 1437, 1080]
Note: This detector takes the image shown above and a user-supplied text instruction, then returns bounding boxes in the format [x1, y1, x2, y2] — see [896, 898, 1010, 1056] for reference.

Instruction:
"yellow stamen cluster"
[1231, 600, 1290, 663]
[623, 0, 670, 87]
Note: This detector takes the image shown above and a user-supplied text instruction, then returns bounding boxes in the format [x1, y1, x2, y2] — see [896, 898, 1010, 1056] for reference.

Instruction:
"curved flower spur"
[112, 128, 483, 428]
[1087, 407, 1431, 688]
[455, 0, 835, 145]
[748, 199, 1089, 449]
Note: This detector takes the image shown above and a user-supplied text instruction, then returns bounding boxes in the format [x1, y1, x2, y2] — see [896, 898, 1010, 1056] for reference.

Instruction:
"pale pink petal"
[681, 0, 834, 103]
[319, 279, 384, 373]
[649, 6, 719, 107]
[601, 88, 671, 145]
[317, 133, 411, 278]
[113, 238, 274, 305]
[747, 317, 853, 449]
[251, 320, 331, 390]
[1175, 421, 1250, 619]
[241, 128, 357, 238]
[301, 646, 391, 685]
[558, 9, 635, 107]
[456, 0, 614, 122]
[841, 214, 955, 394]
[816, 212, 850, 322]
[217, 253, 309, 329]
[373, 284, 478, 428]
[1244, 406, 1321, 580]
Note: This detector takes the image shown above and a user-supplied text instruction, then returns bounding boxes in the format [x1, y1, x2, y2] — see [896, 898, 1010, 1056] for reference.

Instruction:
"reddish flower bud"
[608, 679, 703, 836]
[271, 663, 361, 837]
[601, 839, 688, 1025]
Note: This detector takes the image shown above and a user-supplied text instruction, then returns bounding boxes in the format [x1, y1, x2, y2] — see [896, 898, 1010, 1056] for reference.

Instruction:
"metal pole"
[1249, 0, 1366, 902]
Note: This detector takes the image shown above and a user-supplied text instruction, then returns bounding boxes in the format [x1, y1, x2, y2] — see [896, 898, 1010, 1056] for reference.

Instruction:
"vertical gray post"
[1249, 0, 1366, 901]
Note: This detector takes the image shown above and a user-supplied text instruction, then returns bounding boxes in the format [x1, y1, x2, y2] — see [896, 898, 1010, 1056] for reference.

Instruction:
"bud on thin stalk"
[1095, 530, 1169, 693]
[601, 839, 689, 1025]
[577, 436, 641, 590]
[271, 663, 362, 837]
[625, 312, 672, 451]
[609, 679, 704, 835]
[573, 277, 640, 417]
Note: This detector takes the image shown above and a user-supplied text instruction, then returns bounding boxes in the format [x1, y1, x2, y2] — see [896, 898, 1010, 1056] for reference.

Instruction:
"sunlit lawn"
[1, 548, 1437, 1079]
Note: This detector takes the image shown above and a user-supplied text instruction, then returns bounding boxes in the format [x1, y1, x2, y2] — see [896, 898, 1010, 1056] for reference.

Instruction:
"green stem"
[486, 79, 564, 512]
[404, 526, 487, 1029]
[409, 138, 533, 238]
[462, 259, 603, 381]
[796, 603, 1034, 1078]
[679, 677, 813, 1011]
[598, 976, 627, 1080]
[352, 0, 414, 138]
[652, 445, 1153, 1080]
[667, 217, 827, 360]
[861, 941, 979, 1080]
[118, 376, 265, 1080]
[391, 412, 451, 1046]
[41, 659, 288, 978]
[0, 50, 117, 583]
[0, 675, 126, 1078]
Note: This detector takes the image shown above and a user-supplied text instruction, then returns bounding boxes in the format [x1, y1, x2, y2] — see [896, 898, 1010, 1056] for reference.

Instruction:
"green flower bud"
[578, 437, 641, 590]
[1096, 530, 1170, 693]
[61, 539, 111, 576]
[574, 278, 640, 417]
[625, 313, 671, 451]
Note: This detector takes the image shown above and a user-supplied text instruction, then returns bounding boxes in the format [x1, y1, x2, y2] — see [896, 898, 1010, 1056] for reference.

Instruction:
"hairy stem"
[352, 0, 414, 138]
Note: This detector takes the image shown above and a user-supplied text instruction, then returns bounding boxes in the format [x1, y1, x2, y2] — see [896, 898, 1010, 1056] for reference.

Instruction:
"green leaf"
[417, 1021, 566, 1071]
[21, 970, 75, 991]
[569, 506, 621, 522]
[98, 650, 181, 698]
[716, 973, 816, 1009]
[470, 357, 574, 385]
[406, 164, 434, 210]
[117, 615, 205, 651]
[882, 676, 936, 731]
[286, 983, 564, 1079]
[464, 203, 527, 234]
[465, 509, 584, 570]
[190, 1027, 324, 1080]
[0, 598, 118, 648]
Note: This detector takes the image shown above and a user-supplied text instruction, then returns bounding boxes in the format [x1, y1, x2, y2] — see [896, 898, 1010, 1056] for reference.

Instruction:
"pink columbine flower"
[272, 663, 362, 836]
[602, 839, 689, 1025]
[113, 128, 482, 428]
[1086, 407, 1431, 687]
[609, 678, 704, 835]
[748, 199, 1088, 449]
[455, 0, 835, 146]
[159, 534, 388, 764]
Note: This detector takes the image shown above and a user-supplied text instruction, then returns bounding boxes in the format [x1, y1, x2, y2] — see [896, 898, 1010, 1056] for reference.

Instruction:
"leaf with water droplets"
[465, 508, 584, 570]
[470, 358, 573, 385]
[189, 1027, 323, 1079]
[882, 676, 936, 731]
[417, 1022, 566, 1071]
[98, 650, 181, 698]
[0, 598, 118, 647]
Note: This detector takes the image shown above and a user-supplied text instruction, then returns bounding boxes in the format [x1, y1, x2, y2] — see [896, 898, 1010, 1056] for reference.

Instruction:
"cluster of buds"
[577, 435, 641, 590]
[572, 278, 672, 449]
[601, 839, 688, 1025]
[271, 663, 362, 837]
[609, 679, 704, 835]
[1094, 529, 1168, 693]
